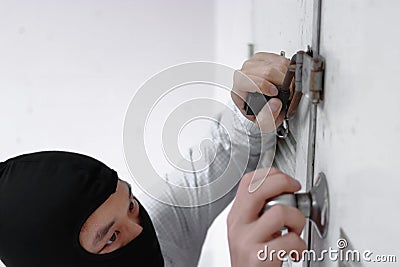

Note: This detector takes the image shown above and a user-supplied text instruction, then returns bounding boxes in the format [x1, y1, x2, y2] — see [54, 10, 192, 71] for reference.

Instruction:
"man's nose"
[122, 215, 143, 241]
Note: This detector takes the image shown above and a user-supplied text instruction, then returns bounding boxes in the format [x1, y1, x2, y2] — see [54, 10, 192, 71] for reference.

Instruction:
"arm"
[140, 53, 290, 266]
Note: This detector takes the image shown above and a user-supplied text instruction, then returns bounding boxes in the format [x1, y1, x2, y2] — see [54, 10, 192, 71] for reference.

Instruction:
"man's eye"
[129, 199, 135, 211]
[106, 231, 119, 245]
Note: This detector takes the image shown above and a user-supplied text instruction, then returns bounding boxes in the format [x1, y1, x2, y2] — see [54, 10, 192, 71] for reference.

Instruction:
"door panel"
[254, 0, 314, 190]
[253, 1, 316, 266]
[254, 1, 400, 266]
[313, 1, 400, 266]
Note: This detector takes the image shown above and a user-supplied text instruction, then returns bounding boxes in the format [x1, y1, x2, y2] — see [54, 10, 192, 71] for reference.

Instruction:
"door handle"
[263, 172, 329, 238]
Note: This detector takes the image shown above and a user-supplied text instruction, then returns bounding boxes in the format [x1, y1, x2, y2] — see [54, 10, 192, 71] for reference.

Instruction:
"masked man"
[0, 53, 305, 267]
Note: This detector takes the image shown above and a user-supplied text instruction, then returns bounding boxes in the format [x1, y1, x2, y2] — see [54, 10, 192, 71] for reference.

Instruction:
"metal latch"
[301, 51, 324, 104]
[262, 172, 330, 238]
[244, 50, 325, 138]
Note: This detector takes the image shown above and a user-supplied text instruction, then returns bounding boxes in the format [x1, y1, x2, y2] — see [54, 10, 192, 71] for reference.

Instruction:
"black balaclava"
[0, 151, 164, 267]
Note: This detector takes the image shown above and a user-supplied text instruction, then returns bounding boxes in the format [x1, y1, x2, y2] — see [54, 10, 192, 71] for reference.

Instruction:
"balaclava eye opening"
[0, 151, 164, 267]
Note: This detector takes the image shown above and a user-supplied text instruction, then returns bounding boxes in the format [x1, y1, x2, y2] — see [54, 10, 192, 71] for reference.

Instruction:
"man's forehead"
[86, 180, 132, 245]
[92, 220, 116, 247]
[119, 179, 132, 192]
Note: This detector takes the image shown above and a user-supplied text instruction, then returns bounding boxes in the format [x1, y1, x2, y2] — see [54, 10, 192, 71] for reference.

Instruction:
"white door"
[253, 0, 400, 266]
[312, 0, 400, 266]
[252, 1, 316, 266]
[253, 0, 314, 191]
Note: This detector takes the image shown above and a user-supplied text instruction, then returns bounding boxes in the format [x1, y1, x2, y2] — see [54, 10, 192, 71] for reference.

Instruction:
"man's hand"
[227, 168, 306, 267]
[231, 52, 290, 132]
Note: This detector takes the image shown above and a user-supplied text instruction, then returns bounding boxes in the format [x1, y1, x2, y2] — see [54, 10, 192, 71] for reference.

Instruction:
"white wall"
[0, 1, 218, 266]
[0, 0, 215, 170]
[197, 0, 253, 266]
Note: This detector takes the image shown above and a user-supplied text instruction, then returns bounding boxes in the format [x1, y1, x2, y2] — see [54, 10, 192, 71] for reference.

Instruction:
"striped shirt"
[139, 104, 275, 267]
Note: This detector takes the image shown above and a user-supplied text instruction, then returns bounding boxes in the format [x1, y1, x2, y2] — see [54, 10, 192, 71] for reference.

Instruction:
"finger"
[234, 168, 278, 206]
[255, 98, 282, 133]
[272, 62, 290, 76]
[246, 75, 279, 96]
[230, 90, 257, 123]
[233, 169, 301, 223]
[241, 58, 289, 79]
[250, 171, 301, 207]
[249, 205, 306, 242]
[251, 52, 290, 67]
[231, 87, 247, 110]
[241, 58, 288, 74]
[247, 166, 279, 193]
[231, 85, 284, 129]
[241, 63, 286, 86]
[233, 70, 278, 96]
[263, 232, 307, 263]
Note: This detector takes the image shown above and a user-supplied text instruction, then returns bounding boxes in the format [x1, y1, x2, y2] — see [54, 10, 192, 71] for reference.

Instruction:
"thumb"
[267, 98, 282, 120]
[255, 98, 282, 133]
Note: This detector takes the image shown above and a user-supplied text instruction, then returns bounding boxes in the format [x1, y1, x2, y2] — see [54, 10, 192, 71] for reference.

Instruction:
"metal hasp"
[263, 172, 329, 238]
[301, 52, 324, 104]
[244, 51, 325, 140]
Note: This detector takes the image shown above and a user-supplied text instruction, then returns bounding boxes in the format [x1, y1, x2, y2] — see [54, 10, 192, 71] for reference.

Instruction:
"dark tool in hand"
[244, 51, 306, 138]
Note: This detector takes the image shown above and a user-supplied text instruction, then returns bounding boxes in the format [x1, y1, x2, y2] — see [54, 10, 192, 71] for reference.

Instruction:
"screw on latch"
[263, 172, 330, 238]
